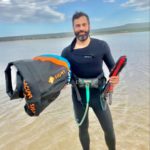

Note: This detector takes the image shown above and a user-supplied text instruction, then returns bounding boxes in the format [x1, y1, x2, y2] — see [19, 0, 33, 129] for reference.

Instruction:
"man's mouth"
[75, 30, 90, 41]
[79, 31, 86, 35]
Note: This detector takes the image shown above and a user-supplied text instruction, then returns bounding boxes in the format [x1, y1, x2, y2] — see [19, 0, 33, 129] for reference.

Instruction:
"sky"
[0, 0, 149, 37]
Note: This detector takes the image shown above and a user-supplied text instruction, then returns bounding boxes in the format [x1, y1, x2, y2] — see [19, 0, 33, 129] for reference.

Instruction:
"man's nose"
[79, 25, 85, 30]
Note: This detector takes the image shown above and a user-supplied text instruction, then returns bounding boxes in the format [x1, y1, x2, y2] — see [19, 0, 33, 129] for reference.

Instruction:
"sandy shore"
[0, 84, 149, 150]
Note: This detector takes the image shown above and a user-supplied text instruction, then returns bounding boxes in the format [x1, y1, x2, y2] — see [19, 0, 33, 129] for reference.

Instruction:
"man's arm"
[103, 41, 119, 91]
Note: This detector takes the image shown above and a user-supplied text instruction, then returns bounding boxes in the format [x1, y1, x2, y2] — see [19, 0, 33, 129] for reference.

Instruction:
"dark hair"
[72, 11, 90, 24]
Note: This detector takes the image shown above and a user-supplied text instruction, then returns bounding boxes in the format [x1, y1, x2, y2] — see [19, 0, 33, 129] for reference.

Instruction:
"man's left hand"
[109, 76, 119, 92]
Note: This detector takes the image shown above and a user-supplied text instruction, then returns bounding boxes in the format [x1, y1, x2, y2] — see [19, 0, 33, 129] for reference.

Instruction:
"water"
[0, 32, 149, 150]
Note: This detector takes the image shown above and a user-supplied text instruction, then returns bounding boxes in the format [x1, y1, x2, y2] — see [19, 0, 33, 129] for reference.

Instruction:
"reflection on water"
[0, 32, 149, 150]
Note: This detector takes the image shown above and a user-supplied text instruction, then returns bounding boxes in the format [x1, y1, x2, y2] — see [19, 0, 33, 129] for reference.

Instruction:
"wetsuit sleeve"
[103, 42, 115, 72]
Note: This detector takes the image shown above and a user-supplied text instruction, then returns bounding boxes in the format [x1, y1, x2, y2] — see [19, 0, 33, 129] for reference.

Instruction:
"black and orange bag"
[5, 54, 71, 116]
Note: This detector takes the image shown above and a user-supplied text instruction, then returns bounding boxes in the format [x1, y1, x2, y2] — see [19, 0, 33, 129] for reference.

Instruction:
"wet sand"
[0, 82, 149, 150]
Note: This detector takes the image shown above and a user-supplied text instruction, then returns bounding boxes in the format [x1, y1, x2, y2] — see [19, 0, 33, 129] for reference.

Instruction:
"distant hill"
[0, 22, 149, 42]
[91, 22, 150, 35]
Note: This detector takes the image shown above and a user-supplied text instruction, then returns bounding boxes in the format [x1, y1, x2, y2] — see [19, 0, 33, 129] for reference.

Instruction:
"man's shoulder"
[63, 44, 71, 51]
[90, 37, 110, 54]
[62, 44, 71, 54]
[61, 44, 71, 57]
[91, 37, 107, 45]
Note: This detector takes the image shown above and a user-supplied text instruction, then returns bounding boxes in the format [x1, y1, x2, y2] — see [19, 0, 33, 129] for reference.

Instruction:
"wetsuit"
[61, 38, 116, 150]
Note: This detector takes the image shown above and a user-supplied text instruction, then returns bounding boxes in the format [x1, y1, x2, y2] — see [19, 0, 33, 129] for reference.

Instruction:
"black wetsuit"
[61, 38, 116, 150]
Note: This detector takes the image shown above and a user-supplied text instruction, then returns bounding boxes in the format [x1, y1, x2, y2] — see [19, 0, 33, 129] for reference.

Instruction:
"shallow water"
[0, 32, 149, 150]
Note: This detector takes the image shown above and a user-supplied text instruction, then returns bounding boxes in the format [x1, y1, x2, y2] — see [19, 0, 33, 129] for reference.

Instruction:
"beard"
[74, 30, 90, 41]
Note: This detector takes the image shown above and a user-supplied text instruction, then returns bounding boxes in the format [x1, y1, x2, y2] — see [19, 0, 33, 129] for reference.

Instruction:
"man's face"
[73, 16, 90, 41]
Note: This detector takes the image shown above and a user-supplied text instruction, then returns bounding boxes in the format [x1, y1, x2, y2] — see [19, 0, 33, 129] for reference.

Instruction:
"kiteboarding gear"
[5, 54, 71, 116]
[71, 55, 127, 125]
[102, 55, 127, 106]
[71, 73, 105, 126]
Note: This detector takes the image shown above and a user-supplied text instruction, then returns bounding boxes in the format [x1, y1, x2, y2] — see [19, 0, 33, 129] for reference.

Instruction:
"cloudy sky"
[0, 0, 149, 37]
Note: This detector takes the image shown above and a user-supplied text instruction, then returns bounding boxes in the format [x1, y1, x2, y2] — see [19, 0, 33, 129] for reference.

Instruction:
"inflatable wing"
[5, 54, 71, 116]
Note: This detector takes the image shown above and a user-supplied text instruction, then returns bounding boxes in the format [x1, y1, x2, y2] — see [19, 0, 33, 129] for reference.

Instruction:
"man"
[61, 11, 119, 150]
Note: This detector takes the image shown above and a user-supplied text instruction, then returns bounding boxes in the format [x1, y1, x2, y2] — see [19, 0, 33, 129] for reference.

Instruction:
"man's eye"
[82, 23, 87, 26]
[76, 24, 80, 28]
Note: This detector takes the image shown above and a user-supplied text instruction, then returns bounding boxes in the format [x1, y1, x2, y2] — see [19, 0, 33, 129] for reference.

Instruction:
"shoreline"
[0, 22, 149, 42]
[0, 30, 149, 42]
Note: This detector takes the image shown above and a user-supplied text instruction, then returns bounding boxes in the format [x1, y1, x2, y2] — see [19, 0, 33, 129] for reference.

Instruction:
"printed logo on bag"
[23, 80, 33, 100]
[48, 76, 55, 84]
[48, 70, 66, 84]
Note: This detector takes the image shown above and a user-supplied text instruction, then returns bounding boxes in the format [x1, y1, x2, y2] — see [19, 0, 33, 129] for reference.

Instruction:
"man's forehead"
[74, 16, 88, 23]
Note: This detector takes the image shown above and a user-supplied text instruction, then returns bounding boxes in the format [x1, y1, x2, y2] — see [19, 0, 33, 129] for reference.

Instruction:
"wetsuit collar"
[70, 38, 77, 52]
[70, 37, 91, 51]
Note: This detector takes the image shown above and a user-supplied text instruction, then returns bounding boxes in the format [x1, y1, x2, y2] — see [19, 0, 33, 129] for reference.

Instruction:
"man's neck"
[74, 37, 91, 49]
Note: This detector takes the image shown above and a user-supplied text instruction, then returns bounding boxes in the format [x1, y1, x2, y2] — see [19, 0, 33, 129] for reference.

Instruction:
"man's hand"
[109, 76, 119, 92]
